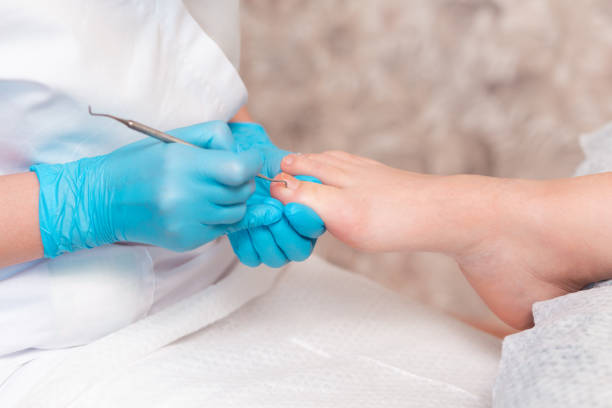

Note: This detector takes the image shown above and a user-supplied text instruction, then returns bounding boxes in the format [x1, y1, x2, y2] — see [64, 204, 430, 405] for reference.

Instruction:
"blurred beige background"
[239, 0, 612, 334]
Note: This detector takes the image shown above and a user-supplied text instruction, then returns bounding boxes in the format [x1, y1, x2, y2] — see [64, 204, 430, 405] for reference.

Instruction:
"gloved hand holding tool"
[32, 120, 283, 257]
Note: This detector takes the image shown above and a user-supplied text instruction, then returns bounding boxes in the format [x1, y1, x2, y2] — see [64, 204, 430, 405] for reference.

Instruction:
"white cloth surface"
[10, 257, 501, 408]
[493, 124, 612, 407]
[0, 0, 256, 388]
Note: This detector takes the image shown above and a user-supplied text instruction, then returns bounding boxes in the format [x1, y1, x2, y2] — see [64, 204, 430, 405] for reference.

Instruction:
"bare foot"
[271, 151, 598, 329]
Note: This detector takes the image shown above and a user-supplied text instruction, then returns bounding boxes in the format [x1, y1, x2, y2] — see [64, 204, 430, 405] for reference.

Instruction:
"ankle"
[455, 176, 609, 290]
[524, 178, 612, 287]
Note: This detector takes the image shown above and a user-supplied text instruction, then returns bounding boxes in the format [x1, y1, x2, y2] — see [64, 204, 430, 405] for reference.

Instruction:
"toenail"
[278, 173, 299, 190]
[283, 155, 295, 166]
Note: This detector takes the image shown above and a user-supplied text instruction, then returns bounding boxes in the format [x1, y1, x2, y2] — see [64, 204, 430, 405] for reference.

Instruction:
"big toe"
[270, 173, 342, 224]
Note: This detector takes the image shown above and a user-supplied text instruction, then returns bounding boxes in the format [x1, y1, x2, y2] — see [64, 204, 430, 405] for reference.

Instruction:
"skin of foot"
[270, 151, 612, 330]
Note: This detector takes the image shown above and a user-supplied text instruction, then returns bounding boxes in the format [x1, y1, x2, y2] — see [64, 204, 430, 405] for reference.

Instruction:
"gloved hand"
[227, 123, 326, 268]
[32, 121, 283, 258]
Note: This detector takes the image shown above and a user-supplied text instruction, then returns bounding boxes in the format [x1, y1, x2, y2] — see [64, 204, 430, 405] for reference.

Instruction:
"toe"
[323, 150, 364, 164]
[281, 153, 351, 187]
[270, 173, 342, 225]
[324, 150, 383, 166]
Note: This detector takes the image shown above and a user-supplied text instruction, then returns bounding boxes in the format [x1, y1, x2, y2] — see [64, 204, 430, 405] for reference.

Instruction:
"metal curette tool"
[88, 106, 287, 187]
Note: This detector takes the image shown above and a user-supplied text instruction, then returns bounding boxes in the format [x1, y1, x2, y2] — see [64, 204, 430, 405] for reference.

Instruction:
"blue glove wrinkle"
[32, 158, 117, 257]
[225, 198, 283, 233]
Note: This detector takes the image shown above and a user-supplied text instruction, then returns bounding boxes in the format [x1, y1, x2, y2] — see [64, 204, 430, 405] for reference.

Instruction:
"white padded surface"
[18, 257, 501, 407]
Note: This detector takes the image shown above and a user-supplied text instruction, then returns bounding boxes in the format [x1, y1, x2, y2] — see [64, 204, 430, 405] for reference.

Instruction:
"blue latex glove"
[31, 121, 283, 258]
[227, 123, 326, 268]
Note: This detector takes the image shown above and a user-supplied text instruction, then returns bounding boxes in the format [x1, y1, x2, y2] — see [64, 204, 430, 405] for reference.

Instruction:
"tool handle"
[126, 121, 200, 148]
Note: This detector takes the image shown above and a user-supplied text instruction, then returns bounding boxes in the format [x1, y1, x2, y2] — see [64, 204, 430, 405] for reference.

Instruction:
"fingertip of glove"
[263, 258, 289, 269]
[295, 175, 322, 184]
[291, 245, 314, 263]
[284, 203, 326, 238]
[240, 258, 263, 268]
[228, 232, 261, 267]
[228, 122, 265, 133]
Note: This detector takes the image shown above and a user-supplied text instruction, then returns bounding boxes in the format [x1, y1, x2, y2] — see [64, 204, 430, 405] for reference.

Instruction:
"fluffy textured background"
[240, 0, 612, 333]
